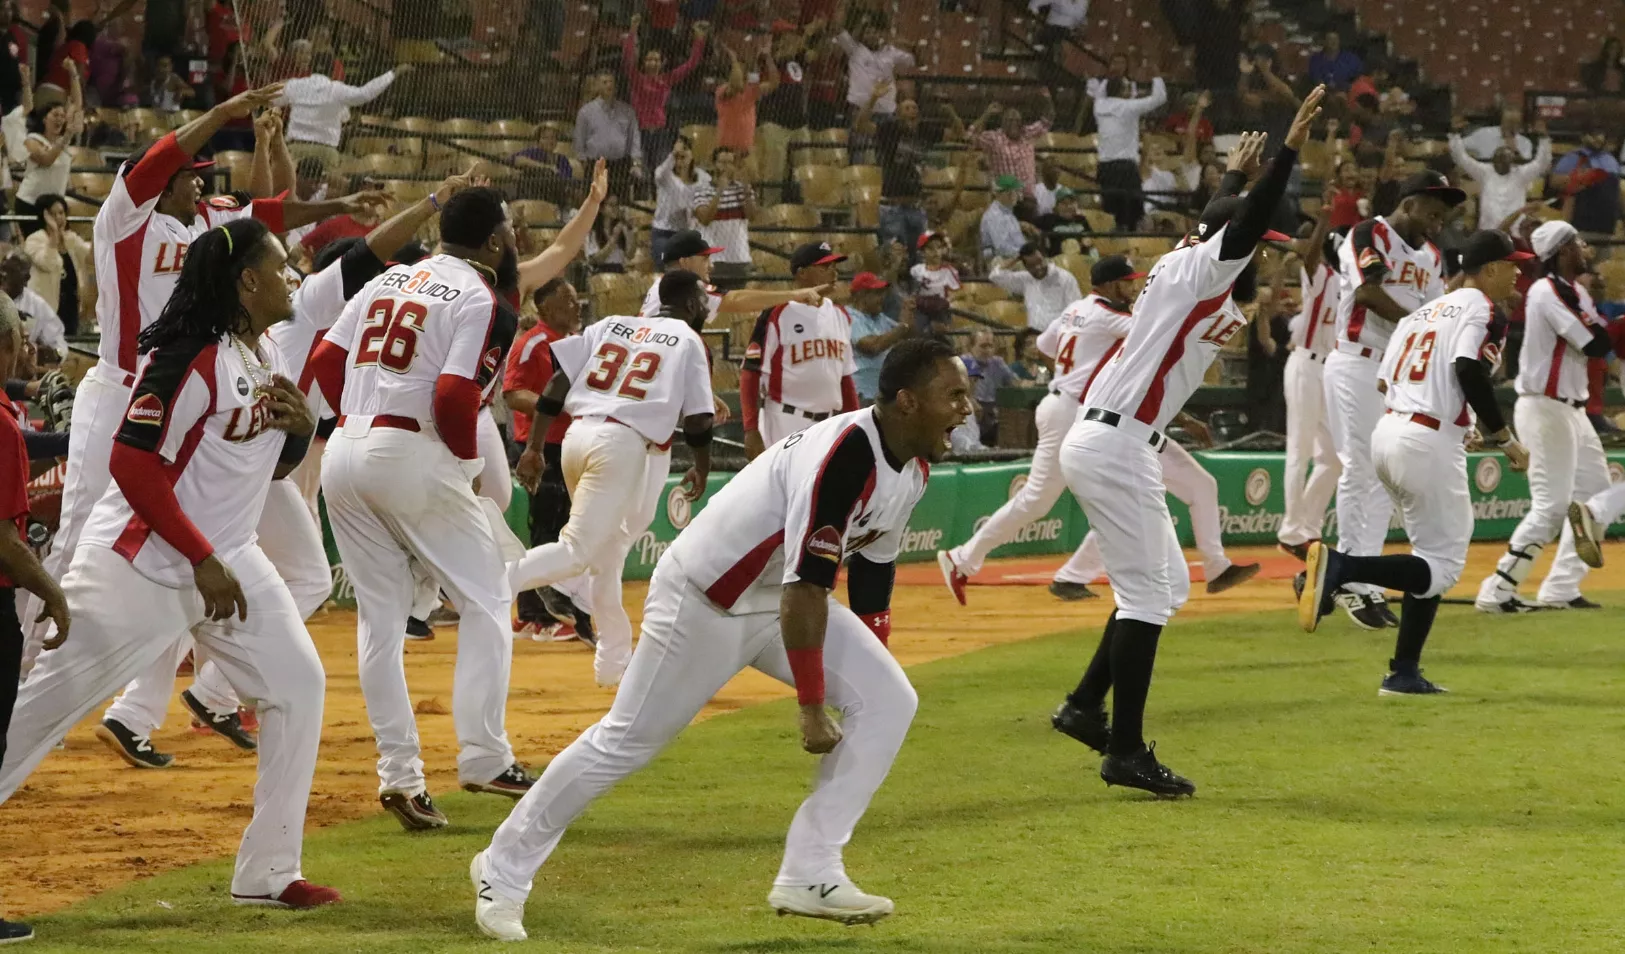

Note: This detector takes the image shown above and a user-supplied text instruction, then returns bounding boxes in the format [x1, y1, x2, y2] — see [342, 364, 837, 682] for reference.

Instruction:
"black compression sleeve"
[1219, 146, 1300, 261]
[1454, 356, 1507, 433]
[847, 554, 895, 616]
[1584, 326, 1612, 358]
[22, 429, 68, 461]
[1216, 169, 1248, 199]
[279, 431, 312, 468]
[338, 240, 387, 300]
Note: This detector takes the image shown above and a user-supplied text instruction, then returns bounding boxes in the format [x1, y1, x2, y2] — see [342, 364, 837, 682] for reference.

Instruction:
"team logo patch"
[804, 525, 843, 563]
[480, 347, 502, 379]
[126, 393, 163, 425]
[236, 376, 250, 396]
[744, 341, 762, 361]
[1244, 468, 1271, 507]
[794, 323, 805, 334]
[206, 195, 240, 210]
[1474, 456, 1502, 494]
[1008, 474, 1028, 499]
[666, 486, 693, 530]
[1357, 248, 1383, 270]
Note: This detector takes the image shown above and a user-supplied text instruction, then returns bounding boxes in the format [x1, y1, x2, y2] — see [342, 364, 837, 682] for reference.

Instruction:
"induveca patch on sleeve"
[1358, 247, 1383, 270]
[804, 525, 843, 563]
[126, 392, 164, 425]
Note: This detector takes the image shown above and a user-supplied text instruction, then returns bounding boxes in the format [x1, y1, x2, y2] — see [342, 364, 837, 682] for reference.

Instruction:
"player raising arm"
[516, 159, 610, 303]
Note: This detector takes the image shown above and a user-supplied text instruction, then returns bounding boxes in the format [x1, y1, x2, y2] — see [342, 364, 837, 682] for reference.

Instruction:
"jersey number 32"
[584, 342, 661, 399]
[355, 299, 429, 373]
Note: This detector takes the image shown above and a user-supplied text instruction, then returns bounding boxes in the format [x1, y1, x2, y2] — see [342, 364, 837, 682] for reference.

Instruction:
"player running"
[469, 338, 972, 941]
[1299, 230, 1531, 694]
[1050, 86, 1325, 797]
[510, 270, 718, 687]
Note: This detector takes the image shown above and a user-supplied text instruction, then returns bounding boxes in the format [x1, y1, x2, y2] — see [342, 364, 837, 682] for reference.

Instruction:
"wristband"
[685, 428, 713, 448]
[428, 192, 441, 211]
[536, 394, 565, 417]
[786, 647, 825, 706]
[858, 610, 890, 647]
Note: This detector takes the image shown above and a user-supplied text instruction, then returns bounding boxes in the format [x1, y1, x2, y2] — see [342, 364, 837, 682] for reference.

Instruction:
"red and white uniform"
[1373, 288, 1497, 597]
[2, 332, 328, 904]
[508, 314, 714, 686]
[909, 262, 961, 298]
[743, 298, 858, 445]
[1323, 217, 1445, 577]
[639, 276, 723, 325]
[482, 408, 922, 904]
[1279, 261, 1343, 547]
[315, 253, 521, 798]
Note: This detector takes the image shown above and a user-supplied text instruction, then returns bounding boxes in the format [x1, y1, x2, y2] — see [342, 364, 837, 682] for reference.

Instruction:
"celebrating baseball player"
[1321, 170, 1462, 629]
[1299, 230, 1532, 695]
[510, 270, 717, 688]
[639, 229, 829, 323]
[1277, 196, 1343, 557]
[470, 338, 972, 941]
[1050, 85, 1325, 798]
[2, 218, 339, 909]
[1474, 221, 1614, 611]
[311, 187, 532, 831]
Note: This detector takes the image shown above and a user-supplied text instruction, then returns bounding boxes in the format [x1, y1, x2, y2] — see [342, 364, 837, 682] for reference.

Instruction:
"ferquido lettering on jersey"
[379, 268, 463, 302]
[789, 339, 848, 365]
[611, 321, 683, 348]
[126, 393, 164, 426]
[805, 525, 843, 562]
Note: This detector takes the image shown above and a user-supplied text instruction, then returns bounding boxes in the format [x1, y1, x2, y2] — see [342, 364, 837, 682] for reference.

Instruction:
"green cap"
[994, 174, 1023, 193]
[1053, 186, 1076, 201]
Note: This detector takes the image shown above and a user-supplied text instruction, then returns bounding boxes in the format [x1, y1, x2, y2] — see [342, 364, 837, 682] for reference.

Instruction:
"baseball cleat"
[768, 882, 894, 925]
[1569, 501, 1605, 569]
[180, 689, 257, 751]
[1048, 580, 1097, 601]
[1473, 595, 1541, 614]
[1278, 540, 1312, 561]
[572, 610, 598, 649]
[536, 586, 580, 626]
[1543, 596, 1603, 610]
[1051, 701, 1110, 754]
[232, 879, 342, 909]
[379, 790, 449, 831]
[936, 551, 967, 606]
[1379, 663, 1448, 697]
[1296, 543, 1336, 633]
[471, 850, 526, 941]
[0, 919, 32, 943]
[404, 616, 435, 641]
[1100, 742, 1195, 797]
[463, 763, 536, 799]
[1337, 592, 1390, 630]
[1373, 599, 1400, 628]
[95, 718, 173, 769]
[1205, 562, 1261, 594]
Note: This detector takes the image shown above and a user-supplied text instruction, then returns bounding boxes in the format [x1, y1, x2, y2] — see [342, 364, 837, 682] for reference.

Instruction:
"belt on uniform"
[1302, 351, 1325, 363]
[1389, 410, 1441, 431]
[577, 414, 674, 451]
[1334, 340, 1377, 360]
[774, 401, 832, 422]
[1081, 406, 1168, 451]
[1522, 393, 1585, 409]
[336, 414, 421, 432]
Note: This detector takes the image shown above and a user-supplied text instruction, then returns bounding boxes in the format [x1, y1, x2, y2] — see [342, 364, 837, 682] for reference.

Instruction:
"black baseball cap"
[1195, 196, 1292, 244]
[789, 241, 847, 273]
[1458, 229, 1535, 271]
[662, 229, 724, 265]
[1091, 255, 1147, 286]
[1398, 170, 1467, 207]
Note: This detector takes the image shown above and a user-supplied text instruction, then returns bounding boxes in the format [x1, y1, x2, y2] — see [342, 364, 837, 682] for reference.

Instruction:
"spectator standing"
[990, 241, 1082, 332]
[623, 17, 708, 171]
[1306, 31, 1363, 90]
[981, 175, 1030, 262]
[1459, 107, 1535, 162]
[1245, 273, 1290, 433]
[1033, 160, 1063, 215]
[1581, 37, 1625, 93]
[911, 232, 961, 298]
[1237, 47, 1299, 149]
[145, 53, 196, 113]
[715, 41, 779, 160]
[1325, 158, 1366, 230]
[961, 329, 1019, 444]
[583, 192, 637, 274]
[1029, 0, 1088, 85]
[1090, 69, 1166, 230]
[207, 0, 239, 65]
[957, 90, 1054, 194]
[863, 91, 935, 261]
[16, 95, 82, 237]
[1035, 187, 1092, 256]
[691, 145, 756, 289]
[652, 134, 709, 265]
[1449, 117, 1552, 230]
[513, 125, 575, 180]
[846, 271, 911, 402]
[42, 19, 94, 91]
[0, 253, 64, 355]
[574, 69, 644, 198]
[21, 194, 89, 336]
[1553, 132, 1622, 240]
[833, 16, 922, 153]
[759, 19, 812, 127]
[276, 65, 405, 175]
[1162, 90, 1214, 144]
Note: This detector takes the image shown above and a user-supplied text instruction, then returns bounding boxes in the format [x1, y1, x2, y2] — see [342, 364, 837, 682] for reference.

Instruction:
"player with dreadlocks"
[0, 217, 344, 912]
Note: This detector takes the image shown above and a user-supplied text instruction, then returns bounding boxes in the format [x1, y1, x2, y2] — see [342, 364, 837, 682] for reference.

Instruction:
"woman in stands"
[651, 134, 706, 266]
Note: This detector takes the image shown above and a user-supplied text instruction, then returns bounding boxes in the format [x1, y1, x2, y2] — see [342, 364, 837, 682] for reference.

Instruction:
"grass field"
[22, 597, 1625, 953]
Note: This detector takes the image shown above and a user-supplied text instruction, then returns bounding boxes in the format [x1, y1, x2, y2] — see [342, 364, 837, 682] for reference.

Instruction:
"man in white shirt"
[1030, 0, 1089, 84]
[1449, 118, 1552, 230]
[0, 252, 64, 354]
[1090, 72, 1167, 229]
[275, 66, 405, 175]
[990, 242, 1082, 332]
[833, 21, 924, 121]
[1458, 108, 1535, 162]
[980, 175, 1028, 263]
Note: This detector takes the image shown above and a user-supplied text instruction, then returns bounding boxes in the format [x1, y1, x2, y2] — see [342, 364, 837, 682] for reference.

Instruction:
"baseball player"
[1320, 170, 1462, 629]
[1050, 86, 1323, 798]
[1277, 196, 1343, 557]
[2, 219, 340, 909]
[742, 242, 859, 458]
[509, 271, 717, 688]
[1568, 478, 1625, 570]
[311, 187, 531, 832]
[1299, 230, 1532, 695]
[1475, 221, 1613, 611]
[470, 338, 973, 941]
[638, 229, 829, 323]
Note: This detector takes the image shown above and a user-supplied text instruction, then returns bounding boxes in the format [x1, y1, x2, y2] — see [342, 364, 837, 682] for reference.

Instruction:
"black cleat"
[1379, 662, 1448, 696]
[1474, 595, 1541, 614]
[1051, 701, 1110, 754]
[1278, 540, 1312, 561]
[1337, 592, 1391, 630]
[1206, 561, 1261, 594]
[405, 617, 435, 641]
[463, 762, 537, 798]
[1048, 580, 1097, 601]
[380, 790, 449, 830]
[0, 919, 32, 943]
[572, 610, 597, 648]
[180, 689, 257, 751]
[1374, 598, 1400, 628]
[1100, 743, 1195, 797]
[1544, 596, 1602, 610]
[536, 587, 581, 626]
[95, 718, 173, 769]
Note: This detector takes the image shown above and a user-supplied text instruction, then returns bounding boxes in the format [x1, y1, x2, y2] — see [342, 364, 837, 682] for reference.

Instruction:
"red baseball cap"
[917, 231, 946, 249]
[850, 271, 889, 291]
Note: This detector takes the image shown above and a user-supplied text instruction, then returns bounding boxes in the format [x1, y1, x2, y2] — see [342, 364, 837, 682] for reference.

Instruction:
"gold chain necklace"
[230, 335, 271, 394]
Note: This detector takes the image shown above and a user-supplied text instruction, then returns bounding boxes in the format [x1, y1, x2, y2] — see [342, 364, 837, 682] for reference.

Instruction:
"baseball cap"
[1530, 220, 1580, 261]
[1091, 255, 1147, 286]
[1458, 229, 1535, 271]
[122, 140, 215, 175]
[1195, 196, 1292, 244]
[1397, 169, 1467, 207]
[994, 174, 1023, 193]
[663, 229, 724, 265]
[1053, 186, 1077, 202]
[850, 271, 889, 291]
[917, 230, 946, 249]
[789, 241, 846, 273]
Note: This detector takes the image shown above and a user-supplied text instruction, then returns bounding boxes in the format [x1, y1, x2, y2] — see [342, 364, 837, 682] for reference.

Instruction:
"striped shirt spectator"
[969, 115, 1053, 193]
[692, 170, 755, 265]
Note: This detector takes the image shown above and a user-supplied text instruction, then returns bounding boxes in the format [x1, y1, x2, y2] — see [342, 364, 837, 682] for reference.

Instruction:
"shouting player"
[469, 339, 972, 941]
[1299, 230, 1531, 694]
[638, 229, 831, 323]
[1051, 86, 1324, 797]
[510, 270, 717, 687]
[312, 187, 530, 831]
[1277, 194, 1342, 557]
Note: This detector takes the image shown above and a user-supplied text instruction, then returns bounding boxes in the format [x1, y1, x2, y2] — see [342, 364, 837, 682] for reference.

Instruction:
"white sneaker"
[768, 882, 895, 925]
[1570, 501, 1605, 569]
[470, 850, 526, 942]
[936, 551, 967, 606]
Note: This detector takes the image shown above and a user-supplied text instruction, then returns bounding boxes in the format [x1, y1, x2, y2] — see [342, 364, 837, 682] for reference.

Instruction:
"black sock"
[1391, 593, 1441, 669]
[1338, 554, 1432, 596]
[1106, 618, 1162, 757]
[1068, 611, 1117, 709]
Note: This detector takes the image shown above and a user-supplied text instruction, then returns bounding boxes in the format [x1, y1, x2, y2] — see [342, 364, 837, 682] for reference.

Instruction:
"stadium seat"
[488, 119, 537, 139]
[1082, 209, 1115, 232]
[212, 150, 254, 192]
[755, 203, 820, 229]
[981, 301, 1028, 328]
[590, 272, 648, 317]
[832, 231, 878, 260]
[394, 117, 438, 135]
[793, 165, 843, 206]
[69, 171, 115, 198]
[681, 124, 718, 164]
[67, 146, 103, 169]
[511, 199, 559, 226]
[751, 247, 790, 273]
[958, 282, 1011, 305]
[842, 165, 883, 193]
[349, 153, 419, 177]
[379, 179, 433, 204]
[439, 117, 486, 137]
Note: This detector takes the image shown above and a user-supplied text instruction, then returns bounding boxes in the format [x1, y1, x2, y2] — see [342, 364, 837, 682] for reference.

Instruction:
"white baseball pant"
[482, 560, 916, 902]
[759, 402, 826, 447]
[1279, 349, 1341, 546]
[1584, 479, 1625, 526]
[287, 436, 325, 521]
[508, 419, 669, 686]
[476, 407, 512, 513]
[1, 543, 325, 899]
[948, 393, 1075, 577]
[1372, 415, 1472, 597]
[321, 420, 516, 795]
[1060, 420, 1189, 625]
[1323, 349, 1391, 596]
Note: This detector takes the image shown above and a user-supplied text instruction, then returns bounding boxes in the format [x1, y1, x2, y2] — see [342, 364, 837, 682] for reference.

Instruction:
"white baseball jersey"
[79, 333, 291, 587]
[323, 254, 517, 420]
[1333, 216, 1445, 351]
[910, 263, 961, 298]
[266, 241, 387, 417]
[665, 407, 928, 615]
[92, 133, 276, 375]
[549, 314, 715, 446]
[1379, 288, 1497, 428]
[1036, 293, 1133, 401]
[639, 276, 723, 325]
[1515, 275, 1601, 404]
[1293, 261, 1339, 357]
[744, 298, 857, 412]
[1084, 225, 1255, 431]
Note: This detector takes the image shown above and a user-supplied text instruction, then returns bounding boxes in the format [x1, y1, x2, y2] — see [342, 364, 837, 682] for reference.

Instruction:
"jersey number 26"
[355, 299, 429, 374]
[584, 342, 661, 399]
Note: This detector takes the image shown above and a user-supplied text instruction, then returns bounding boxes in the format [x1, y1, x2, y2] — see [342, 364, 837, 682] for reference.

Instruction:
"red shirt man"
[0, 394, 26, 584]
[504, 321, 571, 448]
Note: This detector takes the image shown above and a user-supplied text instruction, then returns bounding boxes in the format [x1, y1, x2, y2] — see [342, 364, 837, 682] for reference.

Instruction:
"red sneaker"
[232, 879, 342, 909]
[936, 551, 967, 606]
[238, 707, 259, 733]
